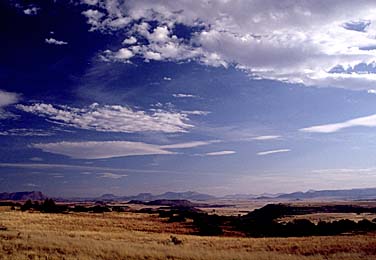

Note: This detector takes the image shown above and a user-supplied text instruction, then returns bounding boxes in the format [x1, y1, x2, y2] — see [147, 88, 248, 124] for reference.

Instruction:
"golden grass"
[0, 208, 375, 260]
[279, 212, 376, 223]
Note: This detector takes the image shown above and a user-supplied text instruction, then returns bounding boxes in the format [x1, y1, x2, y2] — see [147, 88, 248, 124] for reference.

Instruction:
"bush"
[21, 200, 33, 211]
[193, 214, 224, 236]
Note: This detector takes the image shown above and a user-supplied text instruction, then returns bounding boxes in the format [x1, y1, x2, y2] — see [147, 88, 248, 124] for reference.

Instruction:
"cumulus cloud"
[300, 114, 376, 133]
[81, 9, 105, 31]
[79, 0, 376, 90]
[0, 89, 20, 119]
[81, 6, 130, 31]
[82, 0, 99, 6]
[31, 140, 214, 159]
[103, 48, 134, 61]
[23, 7, 39, 15]
[122, 36, 137, 45]
[205, 150, 236, 156]
[257, 149, 290, 156]
[45, 38, 68, 45]
[16, 102, 202, 133]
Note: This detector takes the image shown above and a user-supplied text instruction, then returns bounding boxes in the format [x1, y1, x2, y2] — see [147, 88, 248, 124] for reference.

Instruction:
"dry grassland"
[0, 207, 375, 260]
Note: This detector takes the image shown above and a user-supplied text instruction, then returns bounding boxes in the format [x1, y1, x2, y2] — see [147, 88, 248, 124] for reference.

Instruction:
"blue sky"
[3, 0, 376, 197]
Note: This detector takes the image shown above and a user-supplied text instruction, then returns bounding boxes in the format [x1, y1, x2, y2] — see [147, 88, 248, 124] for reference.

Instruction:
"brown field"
[1, 206, 376, 260]
[197, 199, 269, 216]
[279, 212, 376, 223]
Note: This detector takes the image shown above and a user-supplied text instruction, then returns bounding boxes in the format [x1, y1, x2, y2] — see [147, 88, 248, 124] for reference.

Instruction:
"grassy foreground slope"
[0, 209, 375, 260]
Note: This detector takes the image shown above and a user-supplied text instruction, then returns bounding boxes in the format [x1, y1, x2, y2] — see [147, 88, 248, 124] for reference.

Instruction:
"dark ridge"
[0, 191, 47, 201]
[276, 187, 376, 200]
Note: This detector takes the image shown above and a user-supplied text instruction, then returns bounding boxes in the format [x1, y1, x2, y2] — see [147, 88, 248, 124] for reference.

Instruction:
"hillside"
[0, 191, 47, 201]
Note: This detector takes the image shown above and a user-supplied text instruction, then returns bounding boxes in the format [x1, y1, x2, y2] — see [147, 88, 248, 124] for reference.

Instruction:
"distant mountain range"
[96, 188, 376, 201]
[3, 188, 376, 201]
[275, 187, 376, 200]
[97, 191, 216, 201]
[0, 191, 47, 201]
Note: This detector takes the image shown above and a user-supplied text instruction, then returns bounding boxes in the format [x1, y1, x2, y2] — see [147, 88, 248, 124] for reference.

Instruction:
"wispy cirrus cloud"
[29, 157, 44, 162]
[31, 140, 215, 159]
[300, 114, 376, 133]
[173, 93, 196, 98]
[17, 102, 202, 133]
[205, 150, 236, 156]
[0, 128, 54, 136]
[0, 163, 161, 174]
[98, 172, 128, 179]
[251, 135, 281, 141]
[257, 149, 290, 156]
[23, 183, 39, 187]
[161, 141, 218, 149]
[32, 141, 173, 159]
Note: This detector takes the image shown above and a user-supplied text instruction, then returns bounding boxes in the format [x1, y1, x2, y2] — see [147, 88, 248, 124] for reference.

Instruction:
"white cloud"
[82, 9, 105, 31]
[17, 102, 200, 133]
[30, 157, 44, 162]
[81, 172, 93, 175]
[173, 93, 196, 98]
[149, 26, 171, 43]
[23, 7, 39, 15]
[32, 141, 173, 159]
[23, 183, 39, 187]
[122, 36, 137, 45]
[144, 51, 162, 60]
[0, 163, 144, 174]
[82, 6, 131, 32]
[300, 114, 376, 133]
[252, 135, 281, 140]
[368, 89, 376, 94]
[45, 38, 68, 45]
[113, 48, 134, 60]
[82, 0, 99, 6]
[311, 167, 376, 174]
[98, 172, 128, 179]
[31, 140, 214, 159]
[0, 90, 19, 108]
[205, 150, 236, 156]
[0, 89, 20, 119]
[0, 128, 54, 136]
[80, 0, 376, 90]
[182, 110, 210, 115]
[161, 140, 217, 149]
[163, 77, 172, 81]
[51, 174, 64, 178]
[257, 149, 290, 156]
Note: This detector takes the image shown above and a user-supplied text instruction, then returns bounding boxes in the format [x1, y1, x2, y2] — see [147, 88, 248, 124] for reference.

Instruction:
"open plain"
[0, 203, 376, 260]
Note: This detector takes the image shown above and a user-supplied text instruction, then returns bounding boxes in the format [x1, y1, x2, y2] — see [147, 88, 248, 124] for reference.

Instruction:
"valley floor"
[0, 208, 376, 259]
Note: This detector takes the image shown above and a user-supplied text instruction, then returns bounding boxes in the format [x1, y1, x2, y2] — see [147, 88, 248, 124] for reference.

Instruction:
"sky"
[3, 0, 376, 197]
